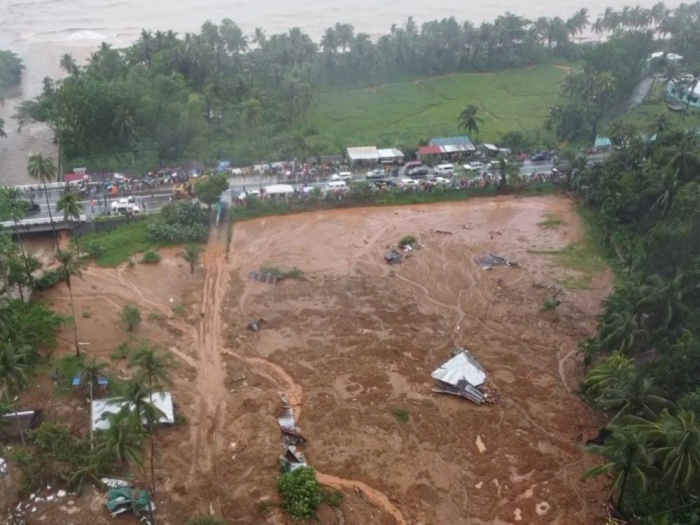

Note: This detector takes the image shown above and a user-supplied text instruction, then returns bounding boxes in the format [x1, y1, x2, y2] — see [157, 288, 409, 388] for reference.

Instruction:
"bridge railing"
[0, 215, 88, 229]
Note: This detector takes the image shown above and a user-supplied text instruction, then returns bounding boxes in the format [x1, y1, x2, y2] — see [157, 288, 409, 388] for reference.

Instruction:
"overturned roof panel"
[92, 393, 174, 431]
[432, 351, 486, 387]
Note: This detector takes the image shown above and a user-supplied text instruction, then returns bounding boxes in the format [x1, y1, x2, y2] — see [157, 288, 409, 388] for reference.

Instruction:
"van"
[435, 163, 454, 175]
[326, 181, 347, 191]
[464, 161, 484, 172]
[404, 161, 422, 171]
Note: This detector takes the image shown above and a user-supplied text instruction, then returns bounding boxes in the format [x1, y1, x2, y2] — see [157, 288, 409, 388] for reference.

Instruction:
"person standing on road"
[90, 199, 95, 214]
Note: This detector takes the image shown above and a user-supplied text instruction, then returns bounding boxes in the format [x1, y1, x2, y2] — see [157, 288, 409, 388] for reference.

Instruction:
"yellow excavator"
[173, 173, 212, 200]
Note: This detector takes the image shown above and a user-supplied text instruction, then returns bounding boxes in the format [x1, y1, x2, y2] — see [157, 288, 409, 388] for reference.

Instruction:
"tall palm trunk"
[42, 179, 60, 252]
[12, 213, 35, 295]
[149, 374, 156, 497]
[89, 372, 94, 449]
[66, 275, 80, 356]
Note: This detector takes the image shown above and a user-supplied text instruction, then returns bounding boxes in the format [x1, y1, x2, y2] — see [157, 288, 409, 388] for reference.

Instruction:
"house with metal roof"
[418, 136, 476, 161]
[346, 146, 380, 164]
[91, 392, 175, 431]
[431, 349, 489, 404]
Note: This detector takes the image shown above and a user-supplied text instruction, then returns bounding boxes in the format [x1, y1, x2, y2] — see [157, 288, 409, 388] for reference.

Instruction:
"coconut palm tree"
[664, 131, 700, 181]
[597, 375, 672, 423]
[599, 311, 648, 354]
[56, 249, 87, 356]
[636, 271, 689, 329]
[178, 244, 201, 274]
[628, 409, 700, 492]
[93, 409, 145, 468]
[57, 191, 84, 253]
[582, 351, 636, 399]
[644, 170, 679, 216]
[27, 154, 59, 252]
[78, 357, 109, 446]
[458, 104, 484, 139]
[583, 428, 652, 511]
[0, 342, 32, 445]
[1, 188, 36, 293]
[59, 53, 79, 76]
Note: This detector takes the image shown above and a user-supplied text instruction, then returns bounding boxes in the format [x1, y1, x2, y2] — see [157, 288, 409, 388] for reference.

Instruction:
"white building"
[667, 75, 700, 109]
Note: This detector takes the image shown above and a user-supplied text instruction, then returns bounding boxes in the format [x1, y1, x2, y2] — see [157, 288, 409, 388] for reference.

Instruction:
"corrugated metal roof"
[264, 184, 295, 195]
[347, 146, 379, 161]
[483, 143, 498, 151]
[431, 351, 486, 387]
[419, 145, 442, 155]
[377, 148, 404, 159]
[92, 393, 174, 431]
[430, 136, 473, 147]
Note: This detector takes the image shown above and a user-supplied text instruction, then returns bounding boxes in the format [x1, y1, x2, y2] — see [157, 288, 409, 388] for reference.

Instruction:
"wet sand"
[27, 195, 611, 524]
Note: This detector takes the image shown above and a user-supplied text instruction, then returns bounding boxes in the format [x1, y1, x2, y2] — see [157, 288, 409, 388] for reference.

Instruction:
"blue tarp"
[73, 373, 109, 386]
[594, 136, 612, 148]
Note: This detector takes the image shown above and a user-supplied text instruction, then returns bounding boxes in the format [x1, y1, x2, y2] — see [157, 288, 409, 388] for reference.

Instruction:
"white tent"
[92, 392, 175, 431]
[377, 148, 404, 161]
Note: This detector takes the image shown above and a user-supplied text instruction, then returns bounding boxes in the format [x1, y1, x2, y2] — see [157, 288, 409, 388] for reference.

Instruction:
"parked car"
[464, 161, 484, 171]
[407, 167, 429, 178]
[365, 169, 385, 179]
[403, 160, 423, 171]
[111, 199, 141, 215]
[399, 178, 419, 188]
[434, 163, 454, 175]
[332, 172, 353, 181]
[433, 177, 450, 186]
[326, 181, 347, 192]
[531, 152, 550, 162]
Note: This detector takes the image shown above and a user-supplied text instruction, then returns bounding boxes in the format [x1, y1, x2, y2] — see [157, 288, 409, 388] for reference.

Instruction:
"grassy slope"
[81, 220, 154, 267]
[613, 82, 700, 133]
[306, 64, 571, 147]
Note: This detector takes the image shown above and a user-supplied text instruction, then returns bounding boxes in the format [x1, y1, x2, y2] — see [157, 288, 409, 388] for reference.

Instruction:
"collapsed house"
[0, 409, 43, 440]
[431, 349, 497, 405]
[91, 393, 175, 431]
[277, 394, 308, 472]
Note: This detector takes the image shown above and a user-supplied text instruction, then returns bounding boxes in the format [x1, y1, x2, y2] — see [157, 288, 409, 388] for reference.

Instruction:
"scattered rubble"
[476, 253, 519, 270]
[248, 271, 279, 285]
[246, 318, 267, 332]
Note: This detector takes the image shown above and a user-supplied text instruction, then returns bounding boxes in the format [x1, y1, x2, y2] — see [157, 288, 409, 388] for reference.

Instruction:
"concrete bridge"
[0, 215, 87, 234]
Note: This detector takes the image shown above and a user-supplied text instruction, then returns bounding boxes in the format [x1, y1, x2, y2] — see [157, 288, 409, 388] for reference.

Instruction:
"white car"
[326, 181, 347, 191]
[464, 161, 484, 172]
[434, 163, 454, 175]
[400, 178, 419, 187]
[366, 169, 385, 179]
[331, 172, 353, 182]
[434, 176, 450, 186]
[111, 200, 141, 215]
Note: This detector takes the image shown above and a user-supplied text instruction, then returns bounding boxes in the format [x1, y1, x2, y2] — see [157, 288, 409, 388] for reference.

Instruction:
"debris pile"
[431, 349, 499, 405]
[246, 318, 267, 332]
[384, 249, 402, 264]
[248, 271, 279, 285]
[277, 393, 308, 472]
[476, 253, 519, 270]
[106, 486, 154, 520]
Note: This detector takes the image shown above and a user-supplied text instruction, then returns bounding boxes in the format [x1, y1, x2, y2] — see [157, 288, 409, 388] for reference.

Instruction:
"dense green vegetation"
[277, 467, 323, 519]
[570, 122, 700, 521]
[0, 49, 24, 137]
[5, 7, 620, 170]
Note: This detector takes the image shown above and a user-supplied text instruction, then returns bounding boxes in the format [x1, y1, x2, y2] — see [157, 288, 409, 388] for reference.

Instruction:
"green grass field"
[306, 64, 572, 148]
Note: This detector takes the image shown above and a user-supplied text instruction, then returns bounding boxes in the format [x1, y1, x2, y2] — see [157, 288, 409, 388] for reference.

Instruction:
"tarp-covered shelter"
[594, 136, 612, 149]
[347, 146, 379, 164]
[92, 393, 175, 431]
[432, 350, 488, 404]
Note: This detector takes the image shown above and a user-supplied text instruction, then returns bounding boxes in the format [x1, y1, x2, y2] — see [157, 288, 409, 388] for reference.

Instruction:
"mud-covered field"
[14, 196, 612, 525]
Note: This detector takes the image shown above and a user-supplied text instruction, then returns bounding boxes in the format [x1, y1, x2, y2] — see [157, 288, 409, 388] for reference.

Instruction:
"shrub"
[120, 304, 141, 331]
[141, 251, 161, 264]
[277, 467, 322, 519]
[110, 341, 132, 360]
[148, 311, 165, 322]
[82, 310, 92, 318]
[399, 235, 417, 248]
[394, 408, 410, 422]
[82, 238, 106, 259]
[34, 269, 65, 291]
[321, 487, 345, 507]
[543, 299, 561, 311]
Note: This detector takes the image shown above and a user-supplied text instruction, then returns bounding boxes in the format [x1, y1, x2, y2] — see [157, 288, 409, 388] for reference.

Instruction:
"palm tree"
[458, 104, 484, 139]
[0, 342, 32, 445]
[27, 154, 59, 252]
[597, 375, 672, 423]
[93, 409, 145, 468]
[128, 342, 172, 496]
[57, 191, 84, 253]
[56, 249, 87, 356]
[582, 351, 635, 399]
[178, 244, 201, 274]
[59, 53, 79, 76]
[1, 188, 35, 294]
[628, 409, 700, 492]
[644, 171, 679, 216]
[78, 357, 109, 446]
[0, 117, 6, 138]
[583, 428, 652, 511]
[636, 271, 688, 329]
[647, 111, 671, 137]
[664, 131, 700, 181]
[599, 311, 648, 354]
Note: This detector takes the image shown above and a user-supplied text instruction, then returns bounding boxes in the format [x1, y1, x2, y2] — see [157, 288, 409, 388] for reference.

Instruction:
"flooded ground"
[22, 195, 612, 524]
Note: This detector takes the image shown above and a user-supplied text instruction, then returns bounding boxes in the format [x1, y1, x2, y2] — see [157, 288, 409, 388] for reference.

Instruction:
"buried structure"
[431, 349, 498, 404]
